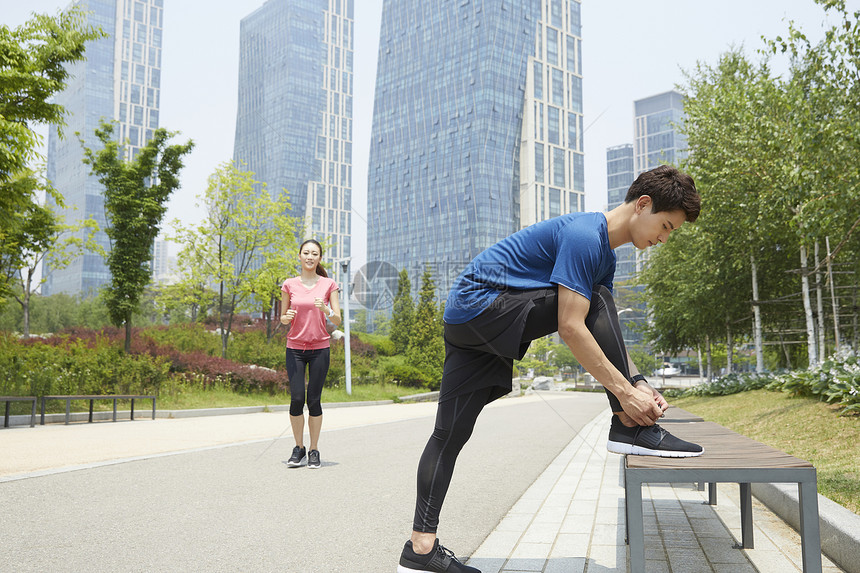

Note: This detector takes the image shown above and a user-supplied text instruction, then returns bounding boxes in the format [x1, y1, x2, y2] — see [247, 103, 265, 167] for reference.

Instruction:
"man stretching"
[398, 165, 704, 573]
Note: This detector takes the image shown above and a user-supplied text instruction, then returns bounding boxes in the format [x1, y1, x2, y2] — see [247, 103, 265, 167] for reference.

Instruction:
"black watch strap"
[631, 374, 647, 384]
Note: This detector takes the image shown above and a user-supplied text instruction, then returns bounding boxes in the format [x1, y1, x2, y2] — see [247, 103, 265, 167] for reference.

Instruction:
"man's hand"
[618, 384, 664, 426]
[635, 379, 668, 413]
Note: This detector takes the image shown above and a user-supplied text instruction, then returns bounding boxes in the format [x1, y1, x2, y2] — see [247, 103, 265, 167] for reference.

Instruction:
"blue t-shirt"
[444, 212, 616, 324]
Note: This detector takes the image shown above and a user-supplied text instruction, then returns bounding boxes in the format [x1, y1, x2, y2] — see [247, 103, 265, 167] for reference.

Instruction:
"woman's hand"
[280, 309, 297, 324]
[314, 297, 326, 312]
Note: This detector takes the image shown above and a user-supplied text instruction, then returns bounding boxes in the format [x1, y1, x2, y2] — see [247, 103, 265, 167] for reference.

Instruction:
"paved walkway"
[0, 394, 845, 572]
[467, 412, 844, 573]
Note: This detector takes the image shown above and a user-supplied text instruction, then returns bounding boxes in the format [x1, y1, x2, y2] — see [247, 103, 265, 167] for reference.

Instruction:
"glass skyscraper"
[233, 0, 353, 263]
[43, 0, 164, 296]
[609, 90, 687, 348]
[634, 90, 687, 175]
[606, 144, 635, 281]
[367, 0, 584, 298]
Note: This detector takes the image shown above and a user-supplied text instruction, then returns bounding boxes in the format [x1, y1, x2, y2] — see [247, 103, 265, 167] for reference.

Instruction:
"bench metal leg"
[4, 401, 9, 428]
[626, 474, 646, 573]
[88, 400, 94, 423]
[798, 477, 822, 573]
[65, 399, 71, 425]
[113, 399, 118, 422]
[151, 397, 156, 420]
[708, 483, 717, 505]
[29, 399, 36, 427]
[131, 398, 135, 420]
[40, 397, 45, 425]
[740, 483, 754, 548]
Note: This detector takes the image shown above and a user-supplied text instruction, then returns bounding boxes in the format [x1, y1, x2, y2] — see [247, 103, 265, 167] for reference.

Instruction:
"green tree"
[0, 9, 105, 303]
[171, 161, 299, 358]
[550, 343, 581, 374]
[243, 211, 301, 343]
[0, 187, 99, 337]
[389, 269, 413, 353]
[81, 120, 194, 352]
[406, 267, 444, 387]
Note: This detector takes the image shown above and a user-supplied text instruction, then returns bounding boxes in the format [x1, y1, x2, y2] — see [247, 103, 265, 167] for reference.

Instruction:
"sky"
[3, 0, 845, 270]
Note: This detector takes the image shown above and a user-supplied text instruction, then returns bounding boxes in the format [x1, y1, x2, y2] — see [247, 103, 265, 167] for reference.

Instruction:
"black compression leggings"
[412, 285, 632, 533]
[286, 347, 330, 417]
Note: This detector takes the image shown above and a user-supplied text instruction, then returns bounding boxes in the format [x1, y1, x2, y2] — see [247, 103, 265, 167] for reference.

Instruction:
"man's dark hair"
[625, 165, 700, 222]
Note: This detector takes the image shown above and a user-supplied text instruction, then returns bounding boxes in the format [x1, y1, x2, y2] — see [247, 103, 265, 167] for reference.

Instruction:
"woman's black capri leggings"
[412, 285, 632, 533]
[285, 347, 330, 417]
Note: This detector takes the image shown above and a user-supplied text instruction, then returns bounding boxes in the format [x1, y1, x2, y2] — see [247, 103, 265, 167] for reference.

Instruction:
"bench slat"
[626, 421, 813, 469]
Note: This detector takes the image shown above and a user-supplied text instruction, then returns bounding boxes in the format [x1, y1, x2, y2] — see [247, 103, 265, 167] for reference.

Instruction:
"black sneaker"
[307, 449, 320, 469]
[397, 539, 480, 573]
[287, 445, 306, 467]
[607, 415, 704, 457]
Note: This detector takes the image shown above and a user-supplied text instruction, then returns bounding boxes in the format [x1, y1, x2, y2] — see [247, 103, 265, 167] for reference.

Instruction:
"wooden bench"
[40, 395, 156, 425]
[1, 396, 37, 428]
[624, 412, 822, 573]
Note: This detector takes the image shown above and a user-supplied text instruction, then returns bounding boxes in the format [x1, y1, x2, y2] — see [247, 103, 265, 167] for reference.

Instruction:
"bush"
[354, 332, 396, 356]
[0, 332, 171, 397]
[665, 347, 860, 415]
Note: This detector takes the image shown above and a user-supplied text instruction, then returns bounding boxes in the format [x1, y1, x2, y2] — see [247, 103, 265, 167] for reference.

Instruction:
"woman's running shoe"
[307, 449, 321, 469]
[397, 539, 480, 572]
[287, 445, 306, 467]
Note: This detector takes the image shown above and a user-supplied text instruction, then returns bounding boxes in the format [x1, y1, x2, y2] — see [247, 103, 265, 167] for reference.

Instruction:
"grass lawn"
[672, 389, 860, 515]
[125, 382, 425, 411]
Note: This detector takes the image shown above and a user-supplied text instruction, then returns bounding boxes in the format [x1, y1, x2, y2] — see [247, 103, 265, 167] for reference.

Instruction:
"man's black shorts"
[439, 287, 559, 404]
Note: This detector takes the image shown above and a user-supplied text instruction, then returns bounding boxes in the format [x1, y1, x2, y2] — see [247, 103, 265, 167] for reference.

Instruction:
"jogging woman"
[280, 239, 341, 469]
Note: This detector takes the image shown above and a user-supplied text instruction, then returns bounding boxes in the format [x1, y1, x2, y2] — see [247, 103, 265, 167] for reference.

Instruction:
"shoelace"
[438, 544, 463, 564]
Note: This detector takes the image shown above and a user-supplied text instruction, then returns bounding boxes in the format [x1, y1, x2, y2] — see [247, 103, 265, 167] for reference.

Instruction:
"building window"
[553, 147, 564, 186]
[552, 68, 564, 106]
[546, 28, 558, 66]
[535, 143, 544, 183]
[547, 107, 559, 145]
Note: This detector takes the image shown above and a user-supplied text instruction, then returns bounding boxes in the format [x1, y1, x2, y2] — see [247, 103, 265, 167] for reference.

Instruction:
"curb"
[0, 396, 425, 426]
[752, 482, 860, 573]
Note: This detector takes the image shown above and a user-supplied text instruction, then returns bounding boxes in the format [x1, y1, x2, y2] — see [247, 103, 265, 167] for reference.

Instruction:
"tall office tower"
[43, 0, 164, 297]
[623, 90, 687, 348]
[633, 90, 687, 175]
[368, 0, 584, 298]
[606, 143, 641, 347]
[606, 144, 635, 281]
[233, 0, 353, 263]
[151, 238, 174, 284]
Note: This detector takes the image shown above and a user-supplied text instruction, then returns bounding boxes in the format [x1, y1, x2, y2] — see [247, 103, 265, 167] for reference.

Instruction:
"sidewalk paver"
[468, 410, 844, 573]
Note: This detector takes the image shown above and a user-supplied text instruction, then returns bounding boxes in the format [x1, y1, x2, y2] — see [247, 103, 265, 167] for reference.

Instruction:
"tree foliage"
[0, 176, 99, 337]
[0, 9, 105, 303]
[641, 0, 860, 368]
[81, 120, 193, 352]
[406, 267, 444, 387]
[170, 161, 301, 358]
[389, 269, 413, 354]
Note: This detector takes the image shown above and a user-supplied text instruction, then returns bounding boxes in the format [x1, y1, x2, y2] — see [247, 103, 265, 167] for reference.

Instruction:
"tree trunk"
[697, 344, 705, 384]
[22, 268, 33, 338]
[751, 253, 764, 373]
[815, 240, 826, 359]
[826, 237, 841, 349]
[726, 320, 733, 375]
[124, 312, 132, 353]
[778, 331, 792, 369]
[706, 335, 713, 381]
[264, 297, 274, 343]
[800, 244, 817, 367]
